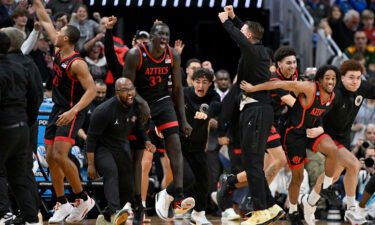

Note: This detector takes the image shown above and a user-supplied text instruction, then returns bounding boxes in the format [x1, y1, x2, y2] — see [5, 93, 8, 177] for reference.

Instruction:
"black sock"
[75, 191, 88, 201]
[227, 174, 238, 187]
[174, 187, 184, 199]
[56, 196, 68, 204]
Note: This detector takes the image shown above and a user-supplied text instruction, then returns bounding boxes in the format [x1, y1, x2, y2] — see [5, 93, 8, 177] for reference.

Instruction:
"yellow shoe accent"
[240, 209, 273, 225]
[267, 204, 285, 222]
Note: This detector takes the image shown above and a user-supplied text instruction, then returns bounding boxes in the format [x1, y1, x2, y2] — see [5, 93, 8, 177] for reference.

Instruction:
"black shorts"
[330, 135, 350, 150]
[283, 128, 330, 170]
[44, 105, 85, 145]
[266, 125, 281, 149]
[150, 97, 179, 138]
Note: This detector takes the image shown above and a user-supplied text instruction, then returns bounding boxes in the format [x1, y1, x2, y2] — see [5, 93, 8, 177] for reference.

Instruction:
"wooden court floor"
[44, 216, 349, 225]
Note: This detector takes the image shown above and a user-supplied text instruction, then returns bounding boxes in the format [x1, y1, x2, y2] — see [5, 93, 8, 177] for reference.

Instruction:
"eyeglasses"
[116, 87, 135, 92]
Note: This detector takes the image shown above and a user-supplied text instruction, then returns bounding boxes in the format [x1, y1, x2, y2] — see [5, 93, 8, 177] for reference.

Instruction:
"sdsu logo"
[355, 95, 363, 106]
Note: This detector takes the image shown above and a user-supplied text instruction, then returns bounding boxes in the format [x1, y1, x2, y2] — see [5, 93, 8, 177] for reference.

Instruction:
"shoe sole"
[155, 192, 169, 221]
[115, 210, 129, 225]
[345, 215, 368, 225]
[174, 197, 195, 215]
[190, 219, 212, 225]
[271, 210, 285, 222]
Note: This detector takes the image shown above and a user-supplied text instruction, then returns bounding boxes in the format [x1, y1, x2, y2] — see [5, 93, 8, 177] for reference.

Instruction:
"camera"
[362, 141, 370, 149]
[364, 157, 374, 168]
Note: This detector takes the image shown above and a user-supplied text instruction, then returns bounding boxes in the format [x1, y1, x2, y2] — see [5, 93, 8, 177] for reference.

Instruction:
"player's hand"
[56, 109, 76, 126]
[137, 102, 151, 125]
[306, 127, 324, 138]
[145, 141, 156, 153]
[106, 16, 117, 29]
[155, 127, 164, 139]
[194, 112, 208, 120]
[218, 136, 230, 145]
[209, 118, 218, 128]
[224, 5, 235, 19]
[218, 12, 229, 23]
[174, 39, 185, 55]
[87, 164, 98, 179]
[240, 80, 255, 92]
[181, 121, 193, 136]
[93, 12, 101, 22]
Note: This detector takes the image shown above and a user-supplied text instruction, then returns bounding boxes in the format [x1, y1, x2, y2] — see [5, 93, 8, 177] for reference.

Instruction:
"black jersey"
[270, 69, 299, 126]
[324, 81, 375, 140]
[287, 82, 335, 132]
[134, 43, 173, 104]
[52, 51, 85, 109]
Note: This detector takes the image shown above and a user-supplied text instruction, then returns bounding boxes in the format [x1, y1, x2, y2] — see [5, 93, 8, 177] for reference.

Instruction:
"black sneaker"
[288, 211, 304, 225]
[216, 174, 235, 210]
[320, 185, 341, 206]
[133, 206, 144, 225]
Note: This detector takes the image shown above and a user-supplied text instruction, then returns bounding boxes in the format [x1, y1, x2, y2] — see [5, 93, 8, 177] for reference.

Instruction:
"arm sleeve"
[133, 120, 150, 144]
[21, 29, 39, 55]
[86, 109, 109, 153]
[232, 16, 244, 29]
[222, 19, 256, 54]
[104, 29, 123, 79]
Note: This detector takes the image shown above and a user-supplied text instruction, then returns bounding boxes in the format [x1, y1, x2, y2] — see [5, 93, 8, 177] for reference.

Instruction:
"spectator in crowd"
[215, 69, 231, 101]
[185, 58, 202, 86]
[132, 30, 150, 47]
[361, 9, 375, 46]
[351, 52, 375, 78]
[345, 30, 375, 72]
[0, 0, 16, 28]
[305, 0, 330, 27]
[53, 12, 69, 31]
[334, 0, 367, 13]
[83, 40, 109, 81]
[202, 60, 214, 72]
[328, 5, 344, 22]
[46, 0, 80, 16]
[11, 6, 29, 37]
[353, 124, 375, 159]
[69, 4, 99, 50]
[328, 9, 360, 50]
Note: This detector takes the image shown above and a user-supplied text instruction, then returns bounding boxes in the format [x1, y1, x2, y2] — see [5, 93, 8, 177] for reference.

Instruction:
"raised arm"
[33, 0, 57, 44]
[104, 16, 123, 79]
[240, 80, 312, 95]
[171, 48, 192, 136]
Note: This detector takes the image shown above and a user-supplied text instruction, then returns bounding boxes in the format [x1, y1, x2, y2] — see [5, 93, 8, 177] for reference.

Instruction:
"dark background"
[86, 1, 275, 77]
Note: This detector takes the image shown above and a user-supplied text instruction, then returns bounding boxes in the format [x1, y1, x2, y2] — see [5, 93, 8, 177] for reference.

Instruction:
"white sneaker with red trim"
[65, 196, 95, 223]
[48, 202, 73, 223]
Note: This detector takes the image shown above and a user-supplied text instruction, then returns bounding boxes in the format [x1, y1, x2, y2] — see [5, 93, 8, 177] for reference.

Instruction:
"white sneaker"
[302, 194, 317, 225]
[48, 202, 73, 223]
[123, 202, 133, 220]
[37, 212, 43, 224]
[345, 206, 367, 225]
[211, 192, 218, 206]
[65, 196, 95, 223]
[221, 208, 241, 221]
[96, 215, 111, 225]
[0, 212, 15, 225]
[190, 210, 212, 225]
[25, 222, 43, 225]
[155, 189, 174, 220]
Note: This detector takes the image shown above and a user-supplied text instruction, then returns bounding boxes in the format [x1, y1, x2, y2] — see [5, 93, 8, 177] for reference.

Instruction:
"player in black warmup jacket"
[86, 78, 156, 225]
[218, 5, 282, 224]
[302, 60, 374, 225]
[241, 65, 340, 225]
[123, 21, 194, 220]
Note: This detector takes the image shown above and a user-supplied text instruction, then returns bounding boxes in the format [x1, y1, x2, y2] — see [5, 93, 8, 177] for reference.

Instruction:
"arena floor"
[46, 217, 347, 225]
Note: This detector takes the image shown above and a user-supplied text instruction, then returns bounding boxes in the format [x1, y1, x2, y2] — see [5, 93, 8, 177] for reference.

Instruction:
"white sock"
[289, 203, 297, 214]
[322, 175, 333, 189]
[346, 196, 356, 209]
[308, 190, 320, 206]
[142, 201, 146, 208]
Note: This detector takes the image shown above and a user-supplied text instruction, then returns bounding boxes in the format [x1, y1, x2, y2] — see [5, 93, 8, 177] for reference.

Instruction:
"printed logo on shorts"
[292, 156, 302, 164]
[114, 119, 119, 125]
[355, 95, 363, 106]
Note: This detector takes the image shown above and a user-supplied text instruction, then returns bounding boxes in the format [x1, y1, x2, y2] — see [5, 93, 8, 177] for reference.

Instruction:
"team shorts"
[283, 128, 331, 169]
[150, 97, 179, 138]
[266, 125, 281, 149]
[44, 105, 85, 145]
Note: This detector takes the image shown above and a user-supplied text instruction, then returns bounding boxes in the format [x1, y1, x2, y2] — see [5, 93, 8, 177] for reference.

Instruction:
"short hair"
[65, 25, 80, 45]
[366, 124, 375, 133]
[362, 9, 374, 20]
[11, 7, 29, 20]
[1, 27, 25, 49]
[314, 64, 340, 81]
[75, 4, 88, 13]
[192, 68, 214, 82]
[339, 59, 364, 76]
[344, 9, 360, 22]
[54, 12, 69, 21]
[273, 46, 297, 63]
[215, 69, 230, 78]
[244, 21, 264, 41]
[351, 52, 365, 61]
[95, 79, 107, 86]
[0, 32, 11, 54]
[150, 23, 169, 36]
[186, 58, 201, 68]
